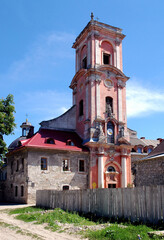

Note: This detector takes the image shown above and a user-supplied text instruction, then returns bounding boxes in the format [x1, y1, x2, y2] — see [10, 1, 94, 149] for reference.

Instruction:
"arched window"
[79, 100, 83, 116]
[101, 41, 114, 65]
[107, 166, 116, 172]
[137, 147, 142, 153]
[15, 186, 18, 197]
[81, 45, 87, 69]
[22, 128, 26, 137]
[107, 121, 114, 143]
[46, 138, 55, 144]
[103, 53, 110, 64]
[82, 57, 87, 69]
[63, 185, 69, 190]
[21, 186, 24, 197]
[148, 148, 152, 154]
[66, 140, 75, 146]
[106, 97, 113, 116]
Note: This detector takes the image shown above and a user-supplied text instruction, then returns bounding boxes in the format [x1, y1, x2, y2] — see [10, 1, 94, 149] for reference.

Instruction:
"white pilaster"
[116, 45, 120, 69]
[98, 154, 104, 188]
[87, 40, 90, 67]
[85, 84, 88, 119]
[118, 87, 122, 122]
[95, 39, 100, 66]
[96, 81, 100, 117]
[76, 51, 79, 72]
[114, 50, 117, 67]
[121, 156, 127, 188]
[90, 79, 95, 123]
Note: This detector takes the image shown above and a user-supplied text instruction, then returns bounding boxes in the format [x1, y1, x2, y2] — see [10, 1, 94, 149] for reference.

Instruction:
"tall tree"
[0, 94, 16, 160]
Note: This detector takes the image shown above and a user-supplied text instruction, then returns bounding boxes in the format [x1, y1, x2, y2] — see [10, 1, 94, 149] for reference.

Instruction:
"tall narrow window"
[79, 160, 85, 172]
[15, 186, 18, 197]
[103, 53, 110, 64]
[106, 97, 113, 116]
[21, 186, 24, 197]
[22, 158, 24, 172]
[79, 100, 83, 116]
[16, 160, 19, 172]
[107, 121, 114, 143]
[11, 161, 13, 175]
[63, 160, 69, 171]
[22, 128, 26, 136]
[41, 158, 47, 170]
[82, 57, 87, 69]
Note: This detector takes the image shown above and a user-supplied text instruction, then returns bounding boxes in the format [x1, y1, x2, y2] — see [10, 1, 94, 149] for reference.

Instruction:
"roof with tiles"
[8, 128, 88, 153]
[128, 128, 159, 147]
[130, 138, 159, 147]
[145, 140, 164, 159]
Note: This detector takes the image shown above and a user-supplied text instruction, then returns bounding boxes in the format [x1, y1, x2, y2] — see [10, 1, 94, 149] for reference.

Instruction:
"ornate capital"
[115, 37, 121, 46]
[117, 79, 126, 88]
[98, 146, 104, 154]
[95, 78, 101, 84]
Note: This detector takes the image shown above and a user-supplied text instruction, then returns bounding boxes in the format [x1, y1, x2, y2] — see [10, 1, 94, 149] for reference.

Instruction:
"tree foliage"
[0, 94, 16, 158]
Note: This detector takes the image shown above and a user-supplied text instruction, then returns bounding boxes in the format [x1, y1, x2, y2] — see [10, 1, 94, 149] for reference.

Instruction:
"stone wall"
[6, 149, 28, 203]
[131, 153, 147, 186]
[135, 157, 164, 186]
[6, 148, 89, 204]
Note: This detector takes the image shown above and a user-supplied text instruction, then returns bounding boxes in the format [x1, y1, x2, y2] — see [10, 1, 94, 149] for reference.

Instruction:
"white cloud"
[0, 31, 75, 85]
[17, 90, 72, 121]
[126, 79, 164, 118]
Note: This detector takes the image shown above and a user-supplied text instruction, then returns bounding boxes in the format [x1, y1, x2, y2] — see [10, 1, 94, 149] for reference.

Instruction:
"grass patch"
[8, 207, 163, 238]
[9, 206, 43, 215]
[84, 224, 162, 240]
[13, 207, 95, 231]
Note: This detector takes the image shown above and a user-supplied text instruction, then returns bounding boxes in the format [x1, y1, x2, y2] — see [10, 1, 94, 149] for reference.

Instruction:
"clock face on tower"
[107, 128, 113, 136]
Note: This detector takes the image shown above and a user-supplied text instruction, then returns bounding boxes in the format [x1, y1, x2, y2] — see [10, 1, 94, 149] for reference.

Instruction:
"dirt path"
[0, 204, 82, 240]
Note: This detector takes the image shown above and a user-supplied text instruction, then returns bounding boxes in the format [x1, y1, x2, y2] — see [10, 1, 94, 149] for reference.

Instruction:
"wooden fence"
[36, 185, 164, 224]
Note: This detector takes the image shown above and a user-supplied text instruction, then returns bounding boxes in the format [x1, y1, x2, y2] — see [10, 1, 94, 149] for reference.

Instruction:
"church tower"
[70, 14, 131, 189]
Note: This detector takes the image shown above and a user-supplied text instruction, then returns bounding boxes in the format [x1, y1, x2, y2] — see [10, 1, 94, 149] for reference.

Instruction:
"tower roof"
[72, 14, 125, 49]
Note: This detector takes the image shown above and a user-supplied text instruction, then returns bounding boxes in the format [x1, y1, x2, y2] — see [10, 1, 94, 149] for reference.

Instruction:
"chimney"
[157, 138, 163, 143]
[140, 137, 145, 139]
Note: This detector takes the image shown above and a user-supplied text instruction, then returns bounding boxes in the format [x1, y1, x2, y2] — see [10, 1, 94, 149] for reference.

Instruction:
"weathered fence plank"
[36, 186, 164, 224]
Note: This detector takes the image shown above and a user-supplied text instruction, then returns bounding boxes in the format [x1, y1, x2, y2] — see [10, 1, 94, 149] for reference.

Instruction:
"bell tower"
[70, 14, 131, 189]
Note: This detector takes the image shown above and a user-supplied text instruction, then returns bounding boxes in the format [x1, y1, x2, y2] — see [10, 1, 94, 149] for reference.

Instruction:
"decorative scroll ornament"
[117, 79, 126, 88]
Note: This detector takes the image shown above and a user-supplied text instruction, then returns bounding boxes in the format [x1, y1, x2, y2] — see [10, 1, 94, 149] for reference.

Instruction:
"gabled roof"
[8, 129, 88, 153]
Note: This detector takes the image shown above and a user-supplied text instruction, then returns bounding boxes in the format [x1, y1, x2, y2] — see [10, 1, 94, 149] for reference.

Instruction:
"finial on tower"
[91, 12, 94, 21]
[25, 113, 28, 122]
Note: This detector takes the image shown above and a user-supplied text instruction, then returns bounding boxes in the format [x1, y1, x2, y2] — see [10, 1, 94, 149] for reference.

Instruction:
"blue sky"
[1, 0, 164, 146]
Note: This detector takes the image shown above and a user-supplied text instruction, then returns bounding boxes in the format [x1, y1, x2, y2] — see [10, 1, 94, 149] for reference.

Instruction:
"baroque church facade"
[6, 15, 132, 203]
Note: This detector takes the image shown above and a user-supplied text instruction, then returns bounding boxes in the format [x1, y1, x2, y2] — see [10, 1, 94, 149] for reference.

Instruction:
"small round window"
[107, 166, 115, 172]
